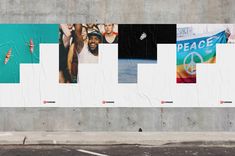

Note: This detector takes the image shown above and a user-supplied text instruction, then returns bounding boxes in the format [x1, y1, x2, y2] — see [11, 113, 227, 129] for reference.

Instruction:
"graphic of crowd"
[59, 24, 118, 83]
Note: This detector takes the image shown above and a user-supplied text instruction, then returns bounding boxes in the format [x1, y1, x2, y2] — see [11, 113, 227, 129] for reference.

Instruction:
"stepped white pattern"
[0, 43, 234, 107]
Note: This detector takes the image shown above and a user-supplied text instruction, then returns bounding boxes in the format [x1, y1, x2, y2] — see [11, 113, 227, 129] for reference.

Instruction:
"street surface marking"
[77, 149, 109, 156]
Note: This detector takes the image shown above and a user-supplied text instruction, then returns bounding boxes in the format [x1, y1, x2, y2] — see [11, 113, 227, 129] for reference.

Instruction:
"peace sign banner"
[177, 30, 227, 83]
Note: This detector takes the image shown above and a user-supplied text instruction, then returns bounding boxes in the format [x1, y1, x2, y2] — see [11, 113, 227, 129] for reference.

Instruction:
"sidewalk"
[1, 132, 235, 146]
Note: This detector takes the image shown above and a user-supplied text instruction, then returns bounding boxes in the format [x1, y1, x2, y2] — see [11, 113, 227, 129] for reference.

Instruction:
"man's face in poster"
[88, 35, 101, 54]
[104, 24, 114, 34]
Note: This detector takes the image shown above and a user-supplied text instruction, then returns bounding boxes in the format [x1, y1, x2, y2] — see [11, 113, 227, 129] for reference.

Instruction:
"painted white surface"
[0, 43, 234, 107]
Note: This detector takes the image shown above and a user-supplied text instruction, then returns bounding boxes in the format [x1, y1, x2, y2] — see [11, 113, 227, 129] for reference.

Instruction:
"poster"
[0, 24, 234, 107]
[177, 30, 227, 83]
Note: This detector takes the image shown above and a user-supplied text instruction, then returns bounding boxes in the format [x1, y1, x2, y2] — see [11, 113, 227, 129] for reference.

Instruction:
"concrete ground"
[1, 145, 235, 156]
[1, 132, 235, 145]
[1, 132, 235, 155]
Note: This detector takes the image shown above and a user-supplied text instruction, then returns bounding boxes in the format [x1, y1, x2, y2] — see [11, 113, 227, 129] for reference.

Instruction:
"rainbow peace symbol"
[183, 52, 203, 75]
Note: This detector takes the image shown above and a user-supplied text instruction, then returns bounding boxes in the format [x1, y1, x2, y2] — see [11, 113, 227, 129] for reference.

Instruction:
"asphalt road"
[0, 145, 235, 156]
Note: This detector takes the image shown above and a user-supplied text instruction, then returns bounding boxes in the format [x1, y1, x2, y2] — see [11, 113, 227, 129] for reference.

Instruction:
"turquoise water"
[0, 24, 58, 83]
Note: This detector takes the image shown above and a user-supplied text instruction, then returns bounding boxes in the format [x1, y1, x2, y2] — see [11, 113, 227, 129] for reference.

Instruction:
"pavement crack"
[23, 136, 27, 145]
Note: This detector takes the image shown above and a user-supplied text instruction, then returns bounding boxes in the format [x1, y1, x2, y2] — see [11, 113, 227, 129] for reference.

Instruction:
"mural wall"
[0, 24, 234, 107]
